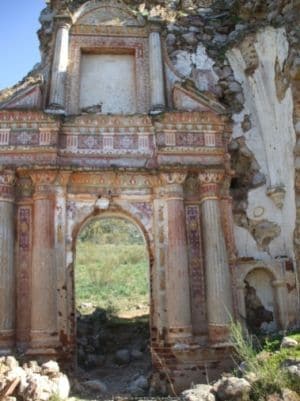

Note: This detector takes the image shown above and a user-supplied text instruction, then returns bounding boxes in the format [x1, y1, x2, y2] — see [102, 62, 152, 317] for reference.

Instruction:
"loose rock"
[281, 337, 298, 349]
[213, 376, 251, 401]
[115, 349, 131, 365]
[182, 384, 215, 401]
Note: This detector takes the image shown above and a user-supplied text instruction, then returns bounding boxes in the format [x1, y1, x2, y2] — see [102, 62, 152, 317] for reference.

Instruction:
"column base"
[30, 330, 59, 350]
[152, 343, 234, 393]
[45, 107, 66, 115]
[0, 330, 15, 350]
[208, 324, 231, 345]
[149, 105, 165, 115]
[167, 325, 193, 344]
[26, 348, 59, 358]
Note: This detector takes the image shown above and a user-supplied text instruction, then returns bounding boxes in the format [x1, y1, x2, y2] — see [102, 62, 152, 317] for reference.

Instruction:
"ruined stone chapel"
[0, 0, 299, 391]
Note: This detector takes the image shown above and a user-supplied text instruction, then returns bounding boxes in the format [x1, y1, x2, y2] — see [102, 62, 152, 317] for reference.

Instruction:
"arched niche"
[234, 261, 289, 333]
[244, 268, 277, 333]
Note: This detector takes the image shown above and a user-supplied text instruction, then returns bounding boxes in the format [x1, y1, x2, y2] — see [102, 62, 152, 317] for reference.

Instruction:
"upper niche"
[66, 1, 150, 115]
[80, 53, 137, 114]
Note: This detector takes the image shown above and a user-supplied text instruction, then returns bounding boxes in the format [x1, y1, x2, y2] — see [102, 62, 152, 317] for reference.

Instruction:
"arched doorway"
[74, 213, 152, 396]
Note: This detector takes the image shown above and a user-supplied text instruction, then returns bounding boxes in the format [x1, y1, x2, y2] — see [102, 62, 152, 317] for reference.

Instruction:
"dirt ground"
[72, 307, 153, 400]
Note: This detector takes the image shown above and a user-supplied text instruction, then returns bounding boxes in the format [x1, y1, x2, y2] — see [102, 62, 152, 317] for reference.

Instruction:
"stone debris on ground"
[281, 337, 299, 349]
[182, 376, 252, 401]
[0, 356, 70, 401]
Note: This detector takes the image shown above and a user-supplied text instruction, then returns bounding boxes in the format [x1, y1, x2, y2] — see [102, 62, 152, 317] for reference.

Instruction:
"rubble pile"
[0, 357, 70, 401]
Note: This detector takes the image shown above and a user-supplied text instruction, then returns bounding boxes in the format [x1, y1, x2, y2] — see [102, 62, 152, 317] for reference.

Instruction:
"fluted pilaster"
[0, 170, 16, 350]
[29, 171, 59, 350]
[162, 172, 192, 341]
[149, 27, 165, 113]
[199, 170, 233, 344]
[49, 18, 71, 111]
[54, 173, 70, 345]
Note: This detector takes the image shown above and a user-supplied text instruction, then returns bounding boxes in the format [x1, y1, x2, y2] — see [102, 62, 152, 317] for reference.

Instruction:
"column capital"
[272, 279, 286, 288]
[55, 19, 72, 30]
[54, 6, 72, 29]
[16, 176, 34, 201]
[30, 170, 70, 196]
[149, 23, 162, 33]
[0, 169, 16, 201]
[198, 170, 225, 202]
[160, 172, 187, 185]
[198, 169, 225, 185]
[160, 172, 187, 198]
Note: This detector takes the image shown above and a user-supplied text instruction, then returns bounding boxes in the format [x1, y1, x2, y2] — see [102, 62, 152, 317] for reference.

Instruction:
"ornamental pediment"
[173, 83, 226, 114]
[74, 1, 145, 27]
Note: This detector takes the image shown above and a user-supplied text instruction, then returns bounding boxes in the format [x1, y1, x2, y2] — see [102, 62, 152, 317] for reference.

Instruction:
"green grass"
[230, 322, 300, 400]
[75, 218, 149, 315]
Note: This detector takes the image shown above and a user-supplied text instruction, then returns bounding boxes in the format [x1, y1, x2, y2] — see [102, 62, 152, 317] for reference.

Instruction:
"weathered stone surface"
[115, 349, 131, 365]
[213, 376, 251, 401]
[84, 379, 108, 393]
[0, 357, 70, 401]
[281, 337, 298, 349]
[182, 384, 215, 401]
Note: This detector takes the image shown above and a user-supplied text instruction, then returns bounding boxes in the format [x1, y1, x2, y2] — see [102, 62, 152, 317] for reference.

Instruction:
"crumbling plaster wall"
[228, 27, 296, 262]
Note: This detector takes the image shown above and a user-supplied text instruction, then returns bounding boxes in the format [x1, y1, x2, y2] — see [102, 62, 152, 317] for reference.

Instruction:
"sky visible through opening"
[0, 1, 46, 90]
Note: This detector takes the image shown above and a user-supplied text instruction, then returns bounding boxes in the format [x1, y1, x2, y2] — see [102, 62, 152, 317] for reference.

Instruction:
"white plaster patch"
[234, 225, 271, 261]
[228, 27, 296, 260]
[171, 45, 218, 92]
[172, 51, 193, 77]
[194, 44, 216, 71]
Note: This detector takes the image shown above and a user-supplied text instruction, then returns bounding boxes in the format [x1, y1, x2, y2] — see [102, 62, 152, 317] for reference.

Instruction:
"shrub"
[230, 322, 300, 401]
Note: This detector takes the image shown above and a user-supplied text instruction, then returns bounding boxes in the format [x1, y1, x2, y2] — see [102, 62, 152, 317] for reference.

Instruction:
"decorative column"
[49, 15, 71, 112]
[272, 280, 288, 329]
[149, 25, 166, 114]
[29, 172, 59, 352]
[198, 170, 233, 344]
[162, 172, 192, 342]
[15, 176, 34, 350]
[54, 172, 70, 348]
[235, 280, 247, 330]
[0, 170, 16, 351]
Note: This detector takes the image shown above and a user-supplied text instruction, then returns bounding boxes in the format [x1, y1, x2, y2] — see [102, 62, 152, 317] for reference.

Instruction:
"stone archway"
[73, 210, 153, 393]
